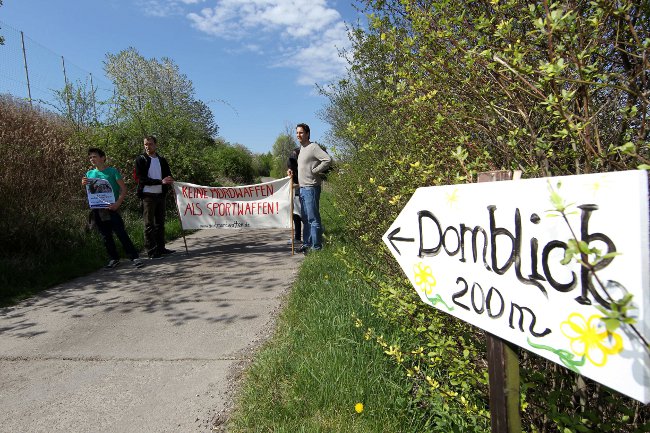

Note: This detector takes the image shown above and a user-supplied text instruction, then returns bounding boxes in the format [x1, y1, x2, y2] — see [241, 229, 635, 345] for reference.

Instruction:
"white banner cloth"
[173, 177, 292, 230]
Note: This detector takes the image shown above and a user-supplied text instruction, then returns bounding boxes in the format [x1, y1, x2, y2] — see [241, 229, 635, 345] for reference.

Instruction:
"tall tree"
[271, 128, 297, 178]
[104, 47, 217, 139]
[103, 47, 219, 183]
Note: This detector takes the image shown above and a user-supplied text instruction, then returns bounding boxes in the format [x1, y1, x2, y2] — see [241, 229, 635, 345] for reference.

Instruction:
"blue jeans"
[299, 186, 322, 250]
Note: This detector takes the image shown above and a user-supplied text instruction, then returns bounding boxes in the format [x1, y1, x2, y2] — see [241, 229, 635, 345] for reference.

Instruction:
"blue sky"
[0, 0, 363, 154]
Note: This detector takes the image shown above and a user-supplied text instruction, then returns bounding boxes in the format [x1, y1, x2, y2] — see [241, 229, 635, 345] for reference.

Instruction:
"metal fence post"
[20, 31, 32, 105]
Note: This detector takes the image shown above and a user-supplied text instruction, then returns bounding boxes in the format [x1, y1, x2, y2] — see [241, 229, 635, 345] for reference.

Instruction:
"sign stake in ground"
[479, 170, 522, 433]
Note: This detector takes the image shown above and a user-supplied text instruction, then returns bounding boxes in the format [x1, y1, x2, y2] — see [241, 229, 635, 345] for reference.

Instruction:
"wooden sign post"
[478, 170, 522, 433]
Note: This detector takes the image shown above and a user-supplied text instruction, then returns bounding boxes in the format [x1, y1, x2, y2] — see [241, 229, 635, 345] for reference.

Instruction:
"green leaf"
[560, 248, 574, 265]
[602, 318, 621, 333]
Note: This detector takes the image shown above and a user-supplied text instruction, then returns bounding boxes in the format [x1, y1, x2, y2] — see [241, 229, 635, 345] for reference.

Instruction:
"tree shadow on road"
[0, 229, 302, 340]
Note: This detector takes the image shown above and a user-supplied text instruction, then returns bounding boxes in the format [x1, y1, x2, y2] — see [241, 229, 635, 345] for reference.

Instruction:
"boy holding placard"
[82, 148, 144, 269]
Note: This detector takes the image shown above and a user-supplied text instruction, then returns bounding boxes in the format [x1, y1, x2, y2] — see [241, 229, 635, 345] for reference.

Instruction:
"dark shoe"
[149, 254, 163, 260]
[104, 259, 120, 269]
[297, 244, 309, 253]
[131, 258, 145, 268]
[161, 248, 175, 255]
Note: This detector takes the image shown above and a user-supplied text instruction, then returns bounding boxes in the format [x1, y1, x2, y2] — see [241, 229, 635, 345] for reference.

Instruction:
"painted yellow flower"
[413, 262, 436, 295]
[560, 313, 623, 367]
[446, 188, 459, 207]
[355, 402, 364, 413]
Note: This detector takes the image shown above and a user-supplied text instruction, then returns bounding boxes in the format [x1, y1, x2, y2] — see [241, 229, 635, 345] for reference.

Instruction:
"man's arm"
[311, 145, 332, 174]
[160, 156, 174, 184]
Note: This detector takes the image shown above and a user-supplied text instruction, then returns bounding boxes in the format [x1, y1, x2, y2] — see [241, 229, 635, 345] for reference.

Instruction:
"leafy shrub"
[324, 0, 650, 431]
[0, 95, 90, 297]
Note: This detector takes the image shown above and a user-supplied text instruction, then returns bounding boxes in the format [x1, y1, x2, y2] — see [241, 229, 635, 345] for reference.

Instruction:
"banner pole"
[290, 177, 295, 256]
[171, 185, 189, 255]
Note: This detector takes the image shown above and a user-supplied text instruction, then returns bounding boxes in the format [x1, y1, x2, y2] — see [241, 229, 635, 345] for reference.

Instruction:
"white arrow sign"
[382, 170, 650, 403]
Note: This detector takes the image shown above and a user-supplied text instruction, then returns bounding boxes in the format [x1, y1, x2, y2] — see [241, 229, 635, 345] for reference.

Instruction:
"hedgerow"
[324, 0, 649, 431]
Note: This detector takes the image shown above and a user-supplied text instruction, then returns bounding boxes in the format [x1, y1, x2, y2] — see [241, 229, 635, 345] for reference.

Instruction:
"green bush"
[322, 0, 650, 431]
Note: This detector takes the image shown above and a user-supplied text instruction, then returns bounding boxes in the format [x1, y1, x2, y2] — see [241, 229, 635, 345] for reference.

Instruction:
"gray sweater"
[297, 142, 332, 187]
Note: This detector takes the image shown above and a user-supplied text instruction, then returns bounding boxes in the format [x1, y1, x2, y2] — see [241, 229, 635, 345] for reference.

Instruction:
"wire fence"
[0, 19, 114, 118]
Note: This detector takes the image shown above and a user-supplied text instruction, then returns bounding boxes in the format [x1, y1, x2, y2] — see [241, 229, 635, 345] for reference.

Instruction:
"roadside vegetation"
[316, 0, 649, 431]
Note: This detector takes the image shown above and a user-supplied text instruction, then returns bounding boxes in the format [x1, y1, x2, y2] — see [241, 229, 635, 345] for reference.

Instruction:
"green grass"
[228, 247, 423, 432]
[0, 204, 185, 306]
[228, 194, 425, 432]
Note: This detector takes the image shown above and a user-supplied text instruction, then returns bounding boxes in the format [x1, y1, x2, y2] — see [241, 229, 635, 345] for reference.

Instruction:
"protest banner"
[173, 177, 292, 230]
[85, 178, 115, 209]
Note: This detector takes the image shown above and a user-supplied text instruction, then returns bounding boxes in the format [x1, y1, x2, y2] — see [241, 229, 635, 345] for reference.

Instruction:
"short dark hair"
[88, 147, 105, 157]
[296, 123, 310, 138]
[144, 135, 157, 144]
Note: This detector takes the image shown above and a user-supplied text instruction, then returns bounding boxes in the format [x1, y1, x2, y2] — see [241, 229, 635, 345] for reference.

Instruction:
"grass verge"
[227, 194, 425, 432]
[227, 246, 425, 432]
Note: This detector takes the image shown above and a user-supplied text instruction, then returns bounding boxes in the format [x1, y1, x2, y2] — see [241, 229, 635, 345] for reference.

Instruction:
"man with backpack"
[287, 123, 332, 253]
[135, 135, 175, 260]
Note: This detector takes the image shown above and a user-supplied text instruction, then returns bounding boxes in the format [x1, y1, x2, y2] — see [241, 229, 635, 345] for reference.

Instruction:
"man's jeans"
[142, 194, 166, 257]
[299, 185, 322, 250]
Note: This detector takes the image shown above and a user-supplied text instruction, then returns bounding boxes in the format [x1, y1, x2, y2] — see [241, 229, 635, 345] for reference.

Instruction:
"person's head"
[88, 147, 106, 168]
[144, 135, 158, 156]
[296, 123, 310, 145]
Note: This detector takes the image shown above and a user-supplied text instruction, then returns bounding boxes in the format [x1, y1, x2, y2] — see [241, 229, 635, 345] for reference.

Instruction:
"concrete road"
[0, 228, 303, 433]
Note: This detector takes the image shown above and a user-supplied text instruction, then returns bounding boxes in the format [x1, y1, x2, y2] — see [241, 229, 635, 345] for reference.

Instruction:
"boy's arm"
[108, 178, 128, 211]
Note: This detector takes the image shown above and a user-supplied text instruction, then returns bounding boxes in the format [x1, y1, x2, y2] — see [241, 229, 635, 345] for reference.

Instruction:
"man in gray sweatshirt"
[287, 123, 332, 252]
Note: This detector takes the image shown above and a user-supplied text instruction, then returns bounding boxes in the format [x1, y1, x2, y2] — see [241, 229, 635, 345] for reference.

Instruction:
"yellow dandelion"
[389, 194, 402, 205]
[560, 313, 623, 367]
[355, 402, 364, 413]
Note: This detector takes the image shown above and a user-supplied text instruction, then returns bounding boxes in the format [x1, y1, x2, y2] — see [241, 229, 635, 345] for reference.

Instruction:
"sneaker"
[104, 259, 120, 269]
[161, 248, 175, 255]
[149, 254, 163, 260]
[297, 244, 310, 253]
[132, 258, 144, 268]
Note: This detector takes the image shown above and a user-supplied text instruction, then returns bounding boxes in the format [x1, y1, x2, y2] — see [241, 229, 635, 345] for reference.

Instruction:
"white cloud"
[137, 0, 205, 17]
[185, 0, 351, 85]
[274, 21, 349, 85]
